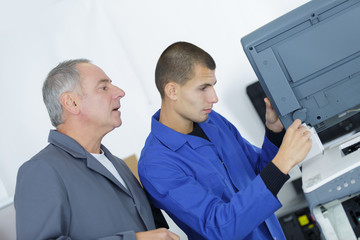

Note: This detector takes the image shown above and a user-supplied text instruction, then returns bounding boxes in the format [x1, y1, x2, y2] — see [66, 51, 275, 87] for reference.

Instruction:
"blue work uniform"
[138, 110, 287, 240]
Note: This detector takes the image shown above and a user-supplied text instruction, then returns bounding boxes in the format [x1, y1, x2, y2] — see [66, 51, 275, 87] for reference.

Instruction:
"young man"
[138, 42, 312, 239]
[14, 59, 179, 240]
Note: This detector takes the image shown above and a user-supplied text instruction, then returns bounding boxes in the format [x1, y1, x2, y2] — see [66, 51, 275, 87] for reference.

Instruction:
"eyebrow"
[97, 79, 112, 85]
[199, 80, 217, 88]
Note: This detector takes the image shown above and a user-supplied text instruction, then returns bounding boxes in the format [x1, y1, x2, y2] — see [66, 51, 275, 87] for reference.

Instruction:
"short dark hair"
[155, 41, 216, 98]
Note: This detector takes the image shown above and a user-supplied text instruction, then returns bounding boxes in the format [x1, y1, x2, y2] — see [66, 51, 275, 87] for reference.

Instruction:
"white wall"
[0, 0, 309, 238]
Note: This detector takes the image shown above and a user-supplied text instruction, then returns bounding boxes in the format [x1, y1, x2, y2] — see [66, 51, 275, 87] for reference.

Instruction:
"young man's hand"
[272, 119, 312, 174]
[264, 98, 283, 133]
[136, 228, 180, 240]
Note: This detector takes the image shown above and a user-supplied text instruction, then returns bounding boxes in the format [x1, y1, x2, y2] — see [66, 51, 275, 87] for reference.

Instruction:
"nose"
[113, 85, 125, 99]
[208, 87, 218, 104]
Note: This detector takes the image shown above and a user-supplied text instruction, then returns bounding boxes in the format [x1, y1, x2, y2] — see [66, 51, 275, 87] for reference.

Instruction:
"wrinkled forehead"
[76, 63, 109, 86]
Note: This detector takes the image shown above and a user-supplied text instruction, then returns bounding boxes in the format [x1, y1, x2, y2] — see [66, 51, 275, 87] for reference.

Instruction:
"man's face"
[175, 64, 218, 124]
[76, 63, 125, 133]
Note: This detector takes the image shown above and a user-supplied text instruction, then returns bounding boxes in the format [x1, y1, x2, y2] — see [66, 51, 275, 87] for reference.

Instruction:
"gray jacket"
[15, 130, 166, 240]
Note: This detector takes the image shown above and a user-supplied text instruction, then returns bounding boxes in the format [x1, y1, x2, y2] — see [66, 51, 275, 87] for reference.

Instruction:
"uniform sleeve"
[260, 162, 290, 196]
[219, 115, 279, 174]
[138, 155, 282, 239]
[14, 160, 137, 240]
[265, 127, 285, 148]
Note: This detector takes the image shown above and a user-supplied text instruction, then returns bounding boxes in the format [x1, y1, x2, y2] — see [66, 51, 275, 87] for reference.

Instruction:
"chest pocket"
[197, 173, 225, 198]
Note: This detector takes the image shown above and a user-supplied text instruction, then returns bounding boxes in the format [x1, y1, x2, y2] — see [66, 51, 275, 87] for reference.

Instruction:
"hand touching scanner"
[300, 123, 324, 165]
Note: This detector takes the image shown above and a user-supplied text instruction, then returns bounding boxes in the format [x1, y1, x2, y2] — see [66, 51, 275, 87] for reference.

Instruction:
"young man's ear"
[164, 82, 179, 101]
[60, 92, 79, 114]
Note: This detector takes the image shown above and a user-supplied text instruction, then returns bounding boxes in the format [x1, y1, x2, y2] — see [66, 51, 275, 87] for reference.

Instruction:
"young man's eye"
[101, 86, 108, 90]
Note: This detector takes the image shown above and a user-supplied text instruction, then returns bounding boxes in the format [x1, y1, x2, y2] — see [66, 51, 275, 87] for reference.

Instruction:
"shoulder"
[18, 143, 78, 180]
[16, 145, 68, 195]
[141, 132, 172, 156]
[139, 136, 182, 171]
[21, 144, 59, 168]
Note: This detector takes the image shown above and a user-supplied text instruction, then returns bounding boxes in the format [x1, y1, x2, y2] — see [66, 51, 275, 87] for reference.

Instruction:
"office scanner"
[241, 0, 360, 239]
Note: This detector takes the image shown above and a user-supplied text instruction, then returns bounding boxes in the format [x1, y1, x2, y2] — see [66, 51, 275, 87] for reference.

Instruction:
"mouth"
[203, 108, 212, 113]
[112, 106, 120, 112]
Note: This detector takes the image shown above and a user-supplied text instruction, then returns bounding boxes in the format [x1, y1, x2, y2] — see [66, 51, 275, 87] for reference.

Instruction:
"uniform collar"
[48, 130, 112, 159]
[48, 130, 133, 196]
[48, 130, 88, 159]
[151, 110, 216, 151]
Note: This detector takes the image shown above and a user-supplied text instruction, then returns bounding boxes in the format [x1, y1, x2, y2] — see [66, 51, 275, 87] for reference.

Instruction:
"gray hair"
[42, 58, 91, 127]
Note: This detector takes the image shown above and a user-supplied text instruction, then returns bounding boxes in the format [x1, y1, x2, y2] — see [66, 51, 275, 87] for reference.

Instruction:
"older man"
[15, 59, 179, 240]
